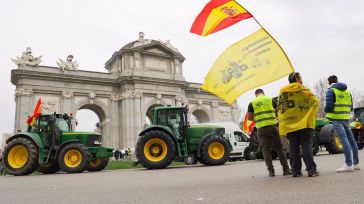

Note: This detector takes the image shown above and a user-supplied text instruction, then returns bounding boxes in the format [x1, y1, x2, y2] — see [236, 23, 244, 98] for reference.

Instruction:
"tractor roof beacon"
[135, 106, 232, 169]
[2, 113, 113, 176]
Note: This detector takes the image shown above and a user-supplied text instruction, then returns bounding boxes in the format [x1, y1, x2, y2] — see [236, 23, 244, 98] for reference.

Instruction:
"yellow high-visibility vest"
[326, 88, 352, 120]
[252, 96, 277, 128]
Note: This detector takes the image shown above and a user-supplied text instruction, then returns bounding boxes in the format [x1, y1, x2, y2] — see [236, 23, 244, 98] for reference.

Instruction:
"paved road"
[1, 151, 364, 204]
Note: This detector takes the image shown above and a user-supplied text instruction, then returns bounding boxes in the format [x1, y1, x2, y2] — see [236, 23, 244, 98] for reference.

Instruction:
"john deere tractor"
[2, 113, 113, 176]
[135, 106, 232, 169]
[350, 107, 364, 149]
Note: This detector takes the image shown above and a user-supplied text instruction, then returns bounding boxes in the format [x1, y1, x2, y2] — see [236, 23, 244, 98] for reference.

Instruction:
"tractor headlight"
[94, 140, 102, 145]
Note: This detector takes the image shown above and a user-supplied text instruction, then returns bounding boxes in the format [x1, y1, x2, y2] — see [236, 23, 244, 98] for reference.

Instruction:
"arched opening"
[191, 110, 210, 124]
[74, 104, 106, 134]
[75, 109, 100, 132]
[145, 104, 164, 125]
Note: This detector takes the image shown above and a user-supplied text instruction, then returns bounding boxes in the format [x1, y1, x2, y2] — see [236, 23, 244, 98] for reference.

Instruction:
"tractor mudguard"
[318, 124, 334, 144]
[139, 125, 174, 137]
[55, 140, 80, 157]
[6, 133, 44, 149]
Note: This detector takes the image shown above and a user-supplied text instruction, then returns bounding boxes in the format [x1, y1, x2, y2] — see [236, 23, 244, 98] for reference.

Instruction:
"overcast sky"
[1, 0, 363, 143]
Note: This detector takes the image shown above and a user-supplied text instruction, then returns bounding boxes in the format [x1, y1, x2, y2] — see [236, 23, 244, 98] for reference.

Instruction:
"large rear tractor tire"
[87, 157, 109, 172]
[58, 144, 90, 173]
[135, 130, 176, 169]
[200, 136, 229, 166]
[326, 132, 343, 154]
[38, 161, 60, 174]
[3, 137, 39, 176]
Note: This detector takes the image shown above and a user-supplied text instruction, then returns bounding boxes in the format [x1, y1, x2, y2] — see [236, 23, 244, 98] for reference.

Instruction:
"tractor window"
[157, 109, 168, 126]
[57, 119, 70, 132]
[360, 112, 364, 122]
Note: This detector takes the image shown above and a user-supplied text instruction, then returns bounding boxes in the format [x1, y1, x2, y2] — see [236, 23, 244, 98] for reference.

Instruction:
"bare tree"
[351, 89, 364, 108]
[313, 78, 328, 118]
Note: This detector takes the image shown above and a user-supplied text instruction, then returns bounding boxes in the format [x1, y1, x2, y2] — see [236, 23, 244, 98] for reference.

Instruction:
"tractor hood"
[188, 124, 225, 138]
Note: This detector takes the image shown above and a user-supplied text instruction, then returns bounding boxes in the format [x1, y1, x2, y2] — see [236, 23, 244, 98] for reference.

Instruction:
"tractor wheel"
[200, 136, 229, 166]
[135, 130, 176, 169]
[38, 161, 60, 174]
[87, 157, 109, 172]
[3, 137, 39, 176]
[58, 144, 90, 173]
[326, 132, 343, 154]
[244, 147, 256, 160]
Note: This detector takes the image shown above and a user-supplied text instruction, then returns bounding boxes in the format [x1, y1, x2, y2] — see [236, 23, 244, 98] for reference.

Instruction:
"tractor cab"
[28, 113, 72, 147]
[153, 106, 189, 142]
[352, 107, 364, 123]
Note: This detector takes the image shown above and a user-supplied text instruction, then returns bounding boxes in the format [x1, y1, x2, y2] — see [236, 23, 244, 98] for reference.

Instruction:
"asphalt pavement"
[1, 151, 364, 204]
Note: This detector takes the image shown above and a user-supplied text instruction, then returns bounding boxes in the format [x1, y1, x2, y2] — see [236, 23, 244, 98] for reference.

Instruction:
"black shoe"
[292, 172, 303, 177]
[308, 171, 319, 177]
[283, 169, 292, 176]
[268, 169, 275, 177]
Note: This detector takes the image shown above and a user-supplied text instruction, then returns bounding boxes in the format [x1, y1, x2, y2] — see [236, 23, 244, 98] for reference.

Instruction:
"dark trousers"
[257, 125, 289, 171]
[287, 128, 317, 174]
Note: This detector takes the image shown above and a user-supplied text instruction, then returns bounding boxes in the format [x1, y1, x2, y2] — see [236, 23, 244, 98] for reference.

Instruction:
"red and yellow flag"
[190, 0, 253, 37]
[26, 98, 42, 127]
[243, 113, 255, 135]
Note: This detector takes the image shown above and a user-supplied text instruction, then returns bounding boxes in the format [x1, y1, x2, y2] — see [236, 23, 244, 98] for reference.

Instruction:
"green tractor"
[2, 113, 113, 176]
[350, 107, 364, 150]
[135, 106, 232, 169]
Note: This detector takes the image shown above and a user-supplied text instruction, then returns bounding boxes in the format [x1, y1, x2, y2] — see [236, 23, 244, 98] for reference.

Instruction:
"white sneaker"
[354, 164, 360, 171]
[336, 165, 354, 173]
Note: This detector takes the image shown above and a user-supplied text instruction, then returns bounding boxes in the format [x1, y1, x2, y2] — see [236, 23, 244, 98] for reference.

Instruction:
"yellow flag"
[201, 28, 294, 105]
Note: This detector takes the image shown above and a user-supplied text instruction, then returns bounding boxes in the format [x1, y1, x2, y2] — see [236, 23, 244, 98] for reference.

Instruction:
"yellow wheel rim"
[208, 142, 225, 160]
[64, 150, 82, 168]
[7, 145, 29, 169]
[143, 138, 168, 162]
[88, 158, 101, 168]
[335, 135, 343, 149]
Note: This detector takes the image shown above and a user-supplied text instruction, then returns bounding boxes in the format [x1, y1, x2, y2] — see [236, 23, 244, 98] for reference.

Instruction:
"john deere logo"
[338, 94, 345, 99]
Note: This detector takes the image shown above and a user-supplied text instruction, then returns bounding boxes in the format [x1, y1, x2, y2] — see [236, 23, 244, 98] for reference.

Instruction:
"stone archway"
[145, 104, 164, 125]
[191, 109, 210, 124]
[72, 99, 111, 146]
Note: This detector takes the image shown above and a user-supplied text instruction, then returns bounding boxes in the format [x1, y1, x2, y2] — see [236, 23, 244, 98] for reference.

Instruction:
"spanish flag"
[243, 113, 255, 135]
[201, 28, 294, 105]
[190, 0, 253, 37]
[26, 98, 42, 127]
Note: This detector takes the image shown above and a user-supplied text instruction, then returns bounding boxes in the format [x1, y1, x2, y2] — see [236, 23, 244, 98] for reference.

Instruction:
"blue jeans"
[332, 121, 359, 166]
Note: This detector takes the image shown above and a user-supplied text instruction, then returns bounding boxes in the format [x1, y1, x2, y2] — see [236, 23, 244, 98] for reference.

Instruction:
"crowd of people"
[113, 147, 132, 160]
[247, 72, 360, 177]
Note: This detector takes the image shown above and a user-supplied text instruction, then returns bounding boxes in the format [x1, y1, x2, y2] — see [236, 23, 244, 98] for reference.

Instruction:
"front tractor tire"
[58, 144, 90, 173]
[3, 137, 39, 176]
[135, 130, 176, 169]
[200, 136, 229, 166]
[87, 157, 109, 172]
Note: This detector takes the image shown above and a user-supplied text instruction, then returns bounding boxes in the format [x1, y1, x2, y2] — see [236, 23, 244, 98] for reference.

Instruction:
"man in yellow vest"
[247, 89, 291, 177]
[278, 72, 319, 177]
[325, 75, 360, 173]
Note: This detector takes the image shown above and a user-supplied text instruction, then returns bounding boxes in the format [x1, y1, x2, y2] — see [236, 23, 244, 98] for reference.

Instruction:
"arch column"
[14, 88, 33, 132]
